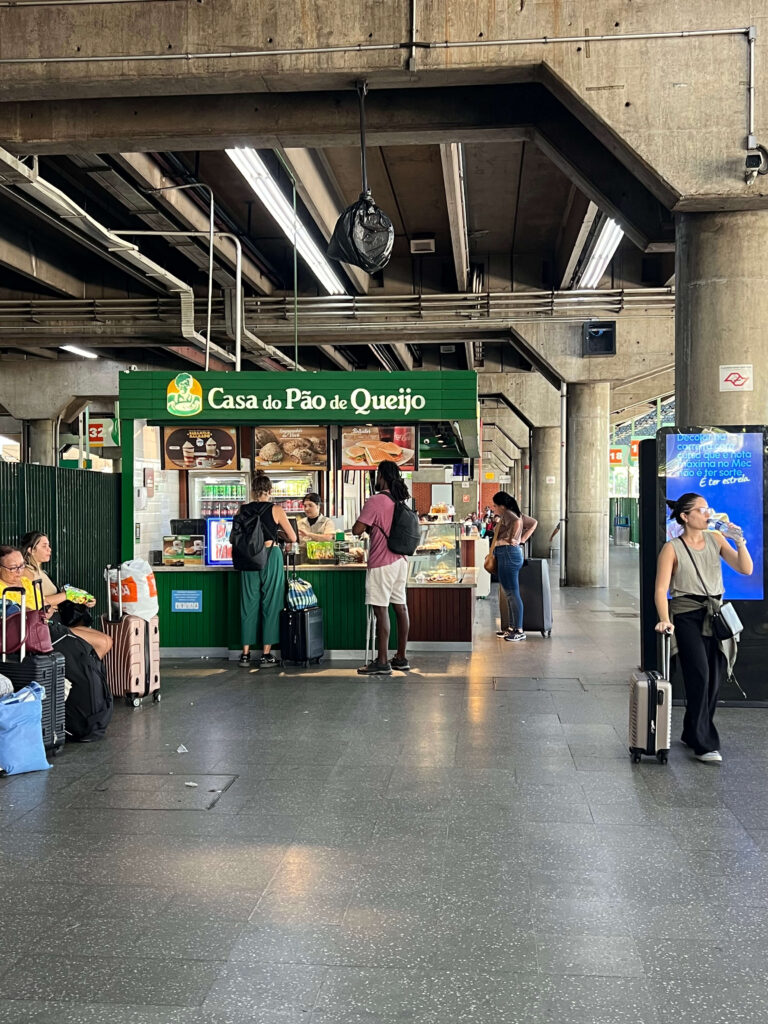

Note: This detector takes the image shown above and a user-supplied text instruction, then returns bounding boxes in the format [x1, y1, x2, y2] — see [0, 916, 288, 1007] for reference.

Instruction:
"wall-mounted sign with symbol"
[719, 364, 753, 392]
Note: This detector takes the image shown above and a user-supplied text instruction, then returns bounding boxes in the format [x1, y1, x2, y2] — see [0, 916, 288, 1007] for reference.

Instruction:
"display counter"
[155, 562, 476, 658]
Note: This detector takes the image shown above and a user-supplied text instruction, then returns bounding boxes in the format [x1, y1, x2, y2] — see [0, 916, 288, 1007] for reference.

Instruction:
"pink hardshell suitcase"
[100, 565, 160, 708]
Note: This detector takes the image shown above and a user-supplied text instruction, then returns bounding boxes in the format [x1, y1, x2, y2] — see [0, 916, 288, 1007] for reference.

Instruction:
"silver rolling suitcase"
[628, 631, 672, 764]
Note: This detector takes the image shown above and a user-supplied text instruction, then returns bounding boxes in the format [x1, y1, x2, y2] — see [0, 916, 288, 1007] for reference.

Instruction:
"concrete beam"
[0, 221, 85, 297]
[278, 147, 369, 295]
[440, 142, 469, 292]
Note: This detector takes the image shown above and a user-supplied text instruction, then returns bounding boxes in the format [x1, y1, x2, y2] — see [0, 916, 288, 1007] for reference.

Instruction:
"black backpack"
[50, 627, 114, 742]
[384, 493, 421, 555]
[230, 502, 269, 571]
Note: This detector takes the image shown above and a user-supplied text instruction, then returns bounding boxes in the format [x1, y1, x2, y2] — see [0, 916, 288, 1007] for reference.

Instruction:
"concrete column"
[27, 419, 56, 465]
[530, 427, 559, 559]
[566, 384, 610, 586]
[676, 211, 768, 426]
[519, 447, 530, 515]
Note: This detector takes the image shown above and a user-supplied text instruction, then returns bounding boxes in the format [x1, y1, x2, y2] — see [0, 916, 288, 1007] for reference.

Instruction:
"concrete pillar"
[676, 211, 768, 426]
[530, 427, 559, 559]
[27, 419, 56, 465]
[519, 447, 530, 515]
[566, 384, 610, 586]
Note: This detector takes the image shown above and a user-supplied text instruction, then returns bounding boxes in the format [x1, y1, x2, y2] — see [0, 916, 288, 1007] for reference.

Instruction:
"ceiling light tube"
[226, 147, 347, 296]
[60, 345, 98, 359]
[575, 217, 624, 289]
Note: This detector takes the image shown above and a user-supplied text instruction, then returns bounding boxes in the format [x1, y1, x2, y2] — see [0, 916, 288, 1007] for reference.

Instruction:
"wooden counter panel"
[407, 586, 473, 643]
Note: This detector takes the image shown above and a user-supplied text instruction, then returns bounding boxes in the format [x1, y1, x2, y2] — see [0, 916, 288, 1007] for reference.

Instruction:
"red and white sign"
[719, 364, 753, 392]
[609, 447, 626, 466]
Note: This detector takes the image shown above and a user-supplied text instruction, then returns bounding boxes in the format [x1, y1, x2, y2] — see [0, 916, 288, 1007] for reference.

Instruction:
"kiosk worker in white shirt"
[296, 494, 336, 542]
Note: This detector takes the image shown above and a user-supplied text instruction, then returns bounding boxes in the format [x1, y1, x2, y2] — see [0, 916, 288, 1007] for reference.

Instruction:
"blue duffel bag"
[0, 682, 50, 775]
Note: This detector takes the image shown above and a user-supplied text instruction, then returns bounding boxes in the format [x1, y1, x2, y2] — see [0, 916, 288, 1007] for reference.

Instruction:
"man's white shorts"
[365, 559, 408, 606]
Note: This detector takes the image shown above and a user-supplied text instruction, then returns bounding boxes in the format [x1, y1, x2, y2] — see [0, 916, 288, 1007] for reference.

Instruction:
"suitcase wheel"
[541, 630, 552, 638]
[128, 696, 142, 708]
[657, 751, 668, 764]
[153, 692, 162, 703]
[630, 749, 642, 764]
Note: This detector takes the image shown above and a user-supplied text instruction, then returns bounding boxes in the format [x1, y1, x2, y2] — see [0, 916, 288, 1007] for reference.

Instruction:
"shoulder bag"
[681, 540, 743, 640]
[483, 531, 499, 574]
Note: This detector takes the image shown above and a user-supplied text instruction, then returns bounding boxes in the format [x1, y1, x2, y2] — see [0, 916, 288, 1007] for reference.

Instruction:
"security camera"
[745, 145, 768, 184]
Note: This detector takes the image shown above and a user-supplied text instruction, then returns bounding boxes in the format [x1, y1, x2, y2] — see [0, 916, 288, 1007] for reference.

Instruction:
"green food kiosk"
[118, 370, 479, 660]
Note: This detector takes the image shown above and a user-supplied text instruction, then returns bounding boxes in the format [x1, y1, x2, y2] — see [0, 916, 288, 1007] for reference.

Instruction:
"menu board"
[162, 426, 239, 471]
[341, 426, 416, 470]
[162, 535, 204, 566]
[252, 426, 328, 471]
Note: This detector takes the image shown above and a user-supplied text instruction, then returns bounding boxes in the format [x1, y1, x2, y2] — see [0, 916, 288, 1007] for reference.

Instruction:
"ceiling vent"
[410, 236, 436, 254]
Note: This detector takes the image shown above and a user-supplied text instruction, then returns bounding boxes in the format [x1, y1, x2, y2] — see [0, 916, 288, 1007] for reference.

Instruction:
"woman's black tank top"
[253, 501, 279, 542]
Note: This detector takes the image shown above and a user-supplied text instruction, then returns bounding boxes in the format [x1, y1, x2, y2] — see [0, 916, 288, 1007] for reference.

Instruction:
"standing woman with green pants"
[239, 473, 296, 667]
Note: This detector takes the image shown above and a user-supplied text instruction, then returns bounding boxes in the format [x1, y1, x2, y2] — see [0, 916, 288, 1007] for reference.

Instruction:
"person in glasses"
[654, 493, 752, 764]
[0, 545, 40, 608]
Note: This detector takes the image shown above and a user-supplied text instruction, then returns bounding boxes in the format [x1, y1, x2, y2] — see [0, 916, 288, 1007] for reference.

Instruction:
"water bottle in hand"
[707, 511, 743, 541]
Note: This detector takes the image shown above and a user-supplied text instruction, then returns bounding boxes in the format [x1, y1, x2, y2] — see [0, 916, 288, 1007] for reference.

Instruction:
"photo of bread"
[252, 427, 328, 471]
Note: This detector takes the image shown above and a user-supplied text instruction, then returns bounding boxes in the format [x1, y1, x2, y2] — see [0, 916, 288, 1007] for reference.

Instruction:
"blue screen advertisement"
[665, 432, 763, 600]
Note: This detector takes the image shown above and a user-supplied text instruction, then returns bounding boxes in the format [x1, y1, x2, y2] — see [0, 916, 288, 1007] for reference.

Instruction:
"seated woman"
[20, 531, 112, 661]
[296, 493, 336, 543]
[0, 545, 38, 607]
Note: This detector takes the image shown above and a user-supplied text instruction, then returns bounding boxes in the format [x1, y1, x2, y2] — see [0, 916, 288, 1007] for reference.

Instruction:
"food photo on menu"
[341, 426, 416, 470]
[162, 427, 239, 471]
[252, 427, 328, 471]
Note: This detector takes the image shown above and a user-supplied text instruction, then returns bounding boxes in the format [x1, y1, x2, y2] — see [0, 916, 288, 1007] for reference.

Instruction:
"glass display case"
[408, 522, 462, 584]
[190, 471, 249, 519]
[269, 471, 318, 514]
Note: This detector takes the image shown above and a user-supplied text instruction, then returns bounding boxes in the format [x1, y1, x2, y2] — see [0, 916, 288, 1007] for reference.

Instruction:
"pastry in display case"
[334, 532, 368, 565]
[409, 523, 462, 584]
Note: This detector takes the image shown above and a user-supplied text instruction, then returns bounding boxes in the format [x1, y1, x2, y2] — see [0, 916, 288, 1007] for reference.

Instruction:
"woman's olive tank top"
[670, 532, 724, 597]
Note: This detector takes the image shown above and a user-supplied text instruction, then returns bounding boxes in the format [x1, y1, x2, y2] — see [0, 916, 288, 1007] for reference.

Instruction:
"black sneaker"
[259, 653, 278, 666]
[357, 660, 393, 676]
[495, 630, 510, 638]
[504, 630, 527, 642]
[238, 653, 251, 667]
[391, 656, 411, 671]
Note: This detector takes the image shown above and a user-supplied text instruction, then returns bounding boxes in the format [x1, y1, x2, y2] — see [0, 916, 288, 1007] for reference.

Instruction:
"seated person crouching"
[20, 531, 112, 661]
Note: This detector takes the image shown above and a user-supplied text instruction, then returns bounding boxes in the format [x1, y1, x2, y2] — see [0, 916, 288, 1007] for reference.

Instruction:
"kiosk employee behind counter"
[297, 493, 335, 543]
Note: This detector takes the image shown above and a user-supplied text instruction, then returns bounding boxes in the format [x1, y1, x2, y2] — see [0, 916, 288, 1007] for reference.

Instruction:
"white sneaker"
[694, 750, 723, 764]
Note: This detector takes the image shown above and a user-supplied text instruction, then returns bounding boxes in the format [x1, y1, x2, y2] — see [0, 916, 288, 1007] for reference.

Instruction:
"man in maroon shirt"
[353, 460, 411, 675]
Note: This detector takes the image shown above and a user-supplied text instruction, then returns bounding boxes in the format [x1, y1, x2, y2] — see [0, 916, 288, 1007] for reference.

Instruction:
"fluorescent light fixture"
[60, 345, 98, 359]
[225, 147, 346, 296]
[575, 217, 624, 289]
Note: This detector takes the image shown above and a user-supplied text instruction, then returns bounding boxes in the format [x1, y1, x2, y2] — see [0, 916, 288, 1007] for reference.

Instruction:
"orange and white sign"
[609, 447, 627, 467]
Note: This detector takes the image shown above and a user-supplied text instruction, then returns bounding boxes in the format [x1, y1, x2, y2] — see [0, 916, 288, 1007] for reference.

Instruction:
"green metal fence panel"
[0, 464, 120, 621]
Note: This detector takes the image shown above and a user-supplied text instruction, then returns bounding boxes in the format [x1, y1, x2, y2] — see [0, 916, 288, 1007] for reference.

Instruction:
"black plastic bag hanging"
[327, 82, 394, 274]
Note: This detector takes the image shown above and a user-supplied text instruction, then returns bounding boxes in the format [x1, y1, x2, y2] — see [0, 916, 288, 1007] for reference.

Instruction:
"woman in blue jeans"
[492, 492, 538, 642]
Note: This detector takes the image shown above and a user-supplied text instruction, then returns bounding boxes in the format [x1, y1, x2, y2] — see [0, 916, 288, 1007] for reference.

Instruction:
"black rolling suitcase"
[280, 607, 324, 667]
[1, 587, 66, 754]
[519, 557, 553, 637]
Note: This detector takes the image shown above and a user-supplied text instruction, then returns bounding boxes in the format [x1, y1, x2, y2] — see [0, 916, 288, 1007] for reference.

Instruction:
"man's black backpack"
[384, 494, 421, 555]
[50, 626, 113, 742]
[230, 502, 269, 571]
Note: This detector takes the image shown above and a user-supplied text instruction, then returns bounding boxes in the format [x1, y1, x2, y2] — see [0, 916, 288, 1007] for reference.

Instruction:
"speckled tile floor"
[1, 548, 766, 1023]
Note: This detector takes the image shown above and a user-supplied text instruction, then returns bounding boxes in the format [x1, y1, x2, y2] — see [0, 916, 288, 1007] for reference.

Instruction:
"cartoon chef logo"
[167, 373, 203, 416]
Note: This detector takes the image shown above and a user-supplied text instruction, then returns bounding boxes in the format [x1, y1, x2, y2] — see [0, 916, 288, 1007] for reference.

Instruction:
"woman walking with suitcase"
[654, 493, 752, 764]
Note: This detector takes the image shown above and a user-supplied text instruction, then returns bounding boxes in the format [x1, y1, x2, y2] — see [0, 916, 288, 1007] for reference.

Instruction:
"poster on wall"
[162, 426, 239, 471]
[663, 430, 763, 600]
[341, 426, 416, 470]
[252, 426, 328, 471]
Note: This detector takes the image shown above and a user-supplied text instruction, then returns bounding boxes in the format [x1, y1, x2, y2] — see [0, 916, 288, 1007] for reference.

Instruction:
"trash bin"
[613, 515, 630, 546]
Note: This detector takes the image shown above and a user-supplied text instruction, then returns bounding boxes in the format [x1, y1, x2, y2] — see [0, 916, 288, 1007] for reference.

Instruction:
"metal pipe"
[0, 26, 749, 66]
[409, 0, 418, 71]
[110, 229, 302, 370]
[559, 382, 567, 588]
[77, 411, 84, 469]
[84, 403, 91, 468]
[748, 25, 757, 142]
[146, 182, 215, 371]
[357, 80, 369, 194]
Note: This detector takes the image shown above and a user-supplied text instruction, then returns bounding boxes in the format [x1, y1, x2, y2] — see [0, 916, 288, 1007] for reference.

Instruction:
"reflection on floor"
[1, 547, 767, 1023]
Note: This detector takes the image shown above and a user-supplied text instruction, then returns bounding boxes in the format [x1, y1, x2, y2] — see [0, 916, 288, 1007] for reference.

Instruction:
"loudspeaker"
[582, 321, 616, 356]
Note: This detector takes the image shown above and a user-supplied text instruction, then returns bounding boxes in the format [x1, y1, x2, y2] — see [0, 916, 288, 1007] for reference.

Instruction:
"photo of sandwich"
[341, 426, 416, 470]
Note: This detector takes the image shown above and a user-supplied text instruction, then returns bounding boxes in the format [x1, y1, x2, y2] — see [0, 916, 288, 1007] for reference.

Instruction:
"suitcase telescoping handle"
[1, 585, 26, 662]
[105, 564, 123, 623]
[661, 628, 672, 681]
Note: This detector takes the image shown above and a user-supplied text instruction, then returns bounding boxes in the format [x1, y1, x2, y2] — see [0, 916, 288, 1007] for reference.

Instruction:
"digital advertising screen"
[663, 430, 764, 600]
[205, 517, 233, 566]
